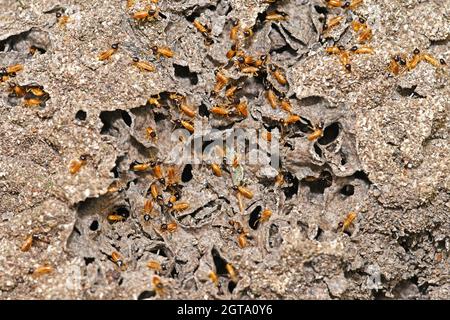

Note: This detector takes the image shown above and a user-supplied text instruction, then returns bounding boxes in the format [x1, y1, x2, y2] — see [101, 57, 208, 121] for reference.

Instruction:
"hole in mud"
[340, 151, 347, 165]
[396, 85, 425, 99]
[282, 172, 299, 199]
[300, 96, 326, 106]
[84, 257, 95, 265]
[340, 184, 355, 196]
[353, 170, 371, 184]
[181, 164, 193, 182]
[121, 110, 132, 127]
[314, 5, 329, 14]
[199, 103, 210, 117]
[0, 28, 50, 53]
[211, 248, 228, 275]
[314, 227, 324, 241]
[248, 206, 262, 230]
[318, 122, 340, 145]
[75, 110, 87, 121]
[137, 290, 156, 300]
[301, 170, 333, 194]
[173, 64, 198, 85]
[313, 143, 323, 157]
[89, 220, 99, 231]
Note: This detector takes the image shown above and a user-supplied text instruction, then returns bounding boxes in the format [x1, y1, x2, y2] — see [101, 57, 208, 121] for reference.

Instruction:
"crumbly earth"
[0, 0, 449, 300]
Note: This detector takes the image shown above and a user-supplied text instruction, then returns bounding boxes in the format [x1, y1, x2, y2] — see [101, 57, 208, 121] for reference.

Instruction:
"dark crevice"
[84, 257, 95, 265]
[173, 64, 199, 85]
[318, 122, 340, 145]
[396, 85, 426, 99]
[89, 220, 99, 231]
[211, 247, 228, 275]
[282, 172, 299, 199]
[181, 164, 193, 182]
[301, 170, 333, 194]
[353, 170, 372, 184]
[248, 206, 262, 230]
[198, 103, 210, 117]
[340, 184, 355, 196]
[75, 110, 87, 121]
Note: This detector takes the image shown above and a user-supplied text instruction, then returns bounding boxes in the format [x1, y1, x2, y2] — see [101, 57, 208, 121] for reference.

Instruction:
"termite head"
[359, 17, 366, 23]
[338, 45, 345, 51]
[111, 43, 119, 50]
[345, 64, 351, 71]
[350, 46, 358, 52]
[151, 46, 158, 54]
[440, 59, 446, 65]
[144, 214, 151, 222]
[132, 56, 140, 63]
[413, 48, 420, 55]
[166, 202, 173, 209]
[342, 1, 351, 8]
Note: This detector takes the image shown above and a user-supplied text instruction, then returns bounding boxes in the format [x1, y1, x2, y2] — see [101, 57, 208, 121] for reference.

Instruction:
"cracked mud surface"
[0, 0, 449, 299]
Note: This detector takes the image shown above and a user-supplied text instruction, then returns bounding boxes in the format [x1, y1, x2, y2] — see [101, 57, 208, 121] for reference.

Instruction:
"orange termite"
[421, 53, 443, 68]
[266, 88, 278, 109]
[214, 70, 229, 93]
[151, 46, 174, 59]
[193, 19, 209, 34]
[56, 12, 70, 26]
[179, 100, 197, 118]
[350, 45, 374, 55]
[243, 28, 253, 38]
[324, 16, 343, 32]
[282, 114, 301, 126]
[358, 27, 372, 43]
[351, 17, 366, 32]
[167, 166, 180, 187]
[325, 46, 342, 55]
[111, 251, 126, 271]
[20, 235, 34, 252]
[6, 64, 23, 74]
[107, 214, 125, 223]
[161, 222, 177, 233]
[133, 8, 159, 21]
[225, 85, 240, 100]
[147, 95, 161, 107]
[132, 57, 156, 72]
[225, 263, 238, 283]
[238, 233, 247, 248]
[152, 275, 165, 296]
[226, 44, 238, 59]
[69, 155, 87, 175]
[240, 66, 259, 75]
[131, 162, 151, 171]
[170, 202, 189, 212]
[308, 125, 324, 141]
[340, 211, 357, 232]
[265, 11, 288, 22]
[344, 0, 363, 10]
[98, 43, 119, 61]
[234, 185, 253, 199]
[211, 163, 222, 177]
[175, 119, 194, 133]
[211, 105, 230, 116]
[280, 99, 292, 113]
[146, 127, 157, 140]
[150, 183, 159, 199]
[144, 199, 154, 214]
[325, 0, 344, 7]
[230, 20, 240, 41]
[33, 265, 54, 277]
[147, 260, 162, 272]
[406, 48, 421, 70]
[258, 209, 272, 224]
[235, 100, 248, 117]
